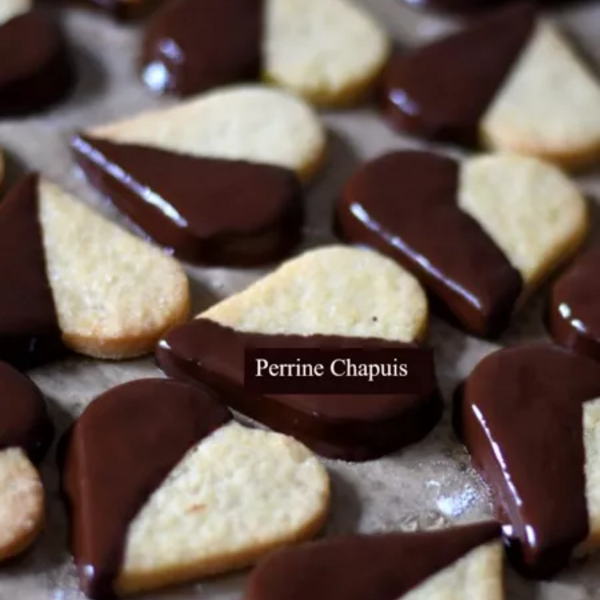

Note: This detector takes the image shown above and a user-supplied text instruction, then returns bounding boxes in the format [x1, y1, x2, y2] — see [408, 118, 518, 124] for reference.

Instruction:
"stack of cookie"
[2, 0, 600, 599]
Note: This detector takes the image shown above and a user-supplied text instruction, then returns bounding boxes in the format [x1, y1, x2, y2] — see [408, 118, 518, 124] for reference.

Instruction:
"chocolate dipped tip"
[0, 174, 65, 370]
[140, 0, 262, 96]
[0, 11, 74, 116]
[454, 343, 600, 576]
[381, 2, 536, 145]
[0, 361, 53, 463]
[336, 150, 523, 338]
[157, 318, 442, 461]
[62, 378, 232, 599]
[244, 521, 501, 600]
[548, 244, 600, 362]
[72, 135, 304, 266]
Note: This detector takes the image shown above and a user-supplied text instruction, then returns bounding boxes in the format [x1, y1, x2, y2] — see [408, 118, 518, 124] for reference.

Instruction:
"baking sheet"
[2, 0, 600, 598]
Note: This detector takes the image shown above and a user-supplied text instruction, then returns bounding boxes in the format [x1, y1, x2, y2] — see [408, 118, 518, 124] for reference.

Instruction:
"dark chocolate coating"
[548, 244, 600, 361]
[62, 378, 232, 599]
[336, 151, 523, 338]
[244, 521, 501, 600]
[381, 3, 535, 145]
[72, 136, 304, 266]
[0, 11, 74, 116]
[157, 318, 442, 461]
[454, 343, 600, 576]
[0, 361, 53, 463]
[141, 0, 262, 96]
[0, 174, 64, 369]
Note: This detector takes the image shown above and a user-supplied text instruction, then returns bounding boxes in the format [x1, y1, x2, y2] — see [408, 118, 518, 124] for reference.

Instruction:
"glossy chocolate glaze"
[157, 318, 442, 461]
[336, 151, 523, 338]
[381, 3, 535, 145]
[454, 343, 600, 576]
[0, 11, 73, 116]
[0, 174, 64, 369]
[72, 136, 304, 266]
[0, 361, 53, 463]
[141, 0, 262, 96]
[548, 245, 600, 361]
[62, 379, 232, 599]
[244, 521, 500, 600]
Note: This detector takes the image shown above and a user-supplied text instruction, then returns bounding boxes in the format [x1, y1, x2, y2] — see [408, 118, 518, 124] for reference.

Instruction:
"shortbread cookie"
[73, 86, 324, 264]
[383, 3, 600, 168]
[264, 0, 390, 105]
[336, 151, 587, 338]
[62, 379, 329, 598]
[0, 174, 189, 366]
[157, 245, 441, 461]
[245, 521, 503, 600]
[141, 0, 389, 105]
[0, 362, 53, 562]
[548, 244, 600, 361]
[455, 343, 600, 576]
[0, 2, 73, 115]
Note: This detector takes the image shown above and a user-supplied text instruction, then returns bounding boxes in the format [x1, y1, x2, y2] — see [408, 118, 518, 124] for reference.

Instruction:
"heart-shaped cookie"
[548, 244, 600, 361]
[0, 0, 73, 116]
[455, 343, 600, 576]
[62, 378, 329, 598]
[73, 86, 324, 265]
[0, 174, 189, 367]
[157, 245, 440, 461]
[141, 0, 390, 105]
[337, 151, 587, 338]
[383, 3, 600, 168]
[0, 361, 53, 562]
[244, 521, 503, 600]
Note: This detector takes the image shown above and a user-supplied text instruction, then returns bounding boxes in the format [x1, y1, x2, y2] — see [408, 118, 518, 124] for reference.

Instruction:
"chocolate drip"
[0, 174, 64, 369]
[72, 136, 304, 266]
[244, 521, 501, 600]
[141, 0, 263, 96]
[0, 11, 74, 116]
[336, 151, 523, 338]
[0, 361, 53, 463]
[548, 244, 600, 361]
[62, 379, 232, 599]
[157, 318, 442, 461]
[454, 343, 600, 576]
[381, 3, 535, 145]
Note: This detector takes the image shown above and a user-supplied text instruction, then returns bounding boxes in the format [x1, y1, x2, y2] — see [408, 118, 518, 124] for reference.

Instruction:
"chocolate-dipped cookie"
[244, 521, 503, 600]
[73, 86, 325, 266]
[548, 244, 600, 361]
[0, 174, 189, 367]
[337, 151, 588, 338]
[62, 378, 329, 599]
[455, 343, 600, 576]
[382, 3, 600, 168]
[157, 245, 441, 461]
[141, 0, 390, 105]
[0, 0, 73, 116]
[0, 361, 53, 562]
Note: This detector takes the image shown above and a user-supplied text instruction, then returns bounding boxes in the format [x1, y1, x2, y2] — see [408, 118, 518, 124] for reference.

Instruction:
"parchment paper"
[2, 1, 600, 598]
